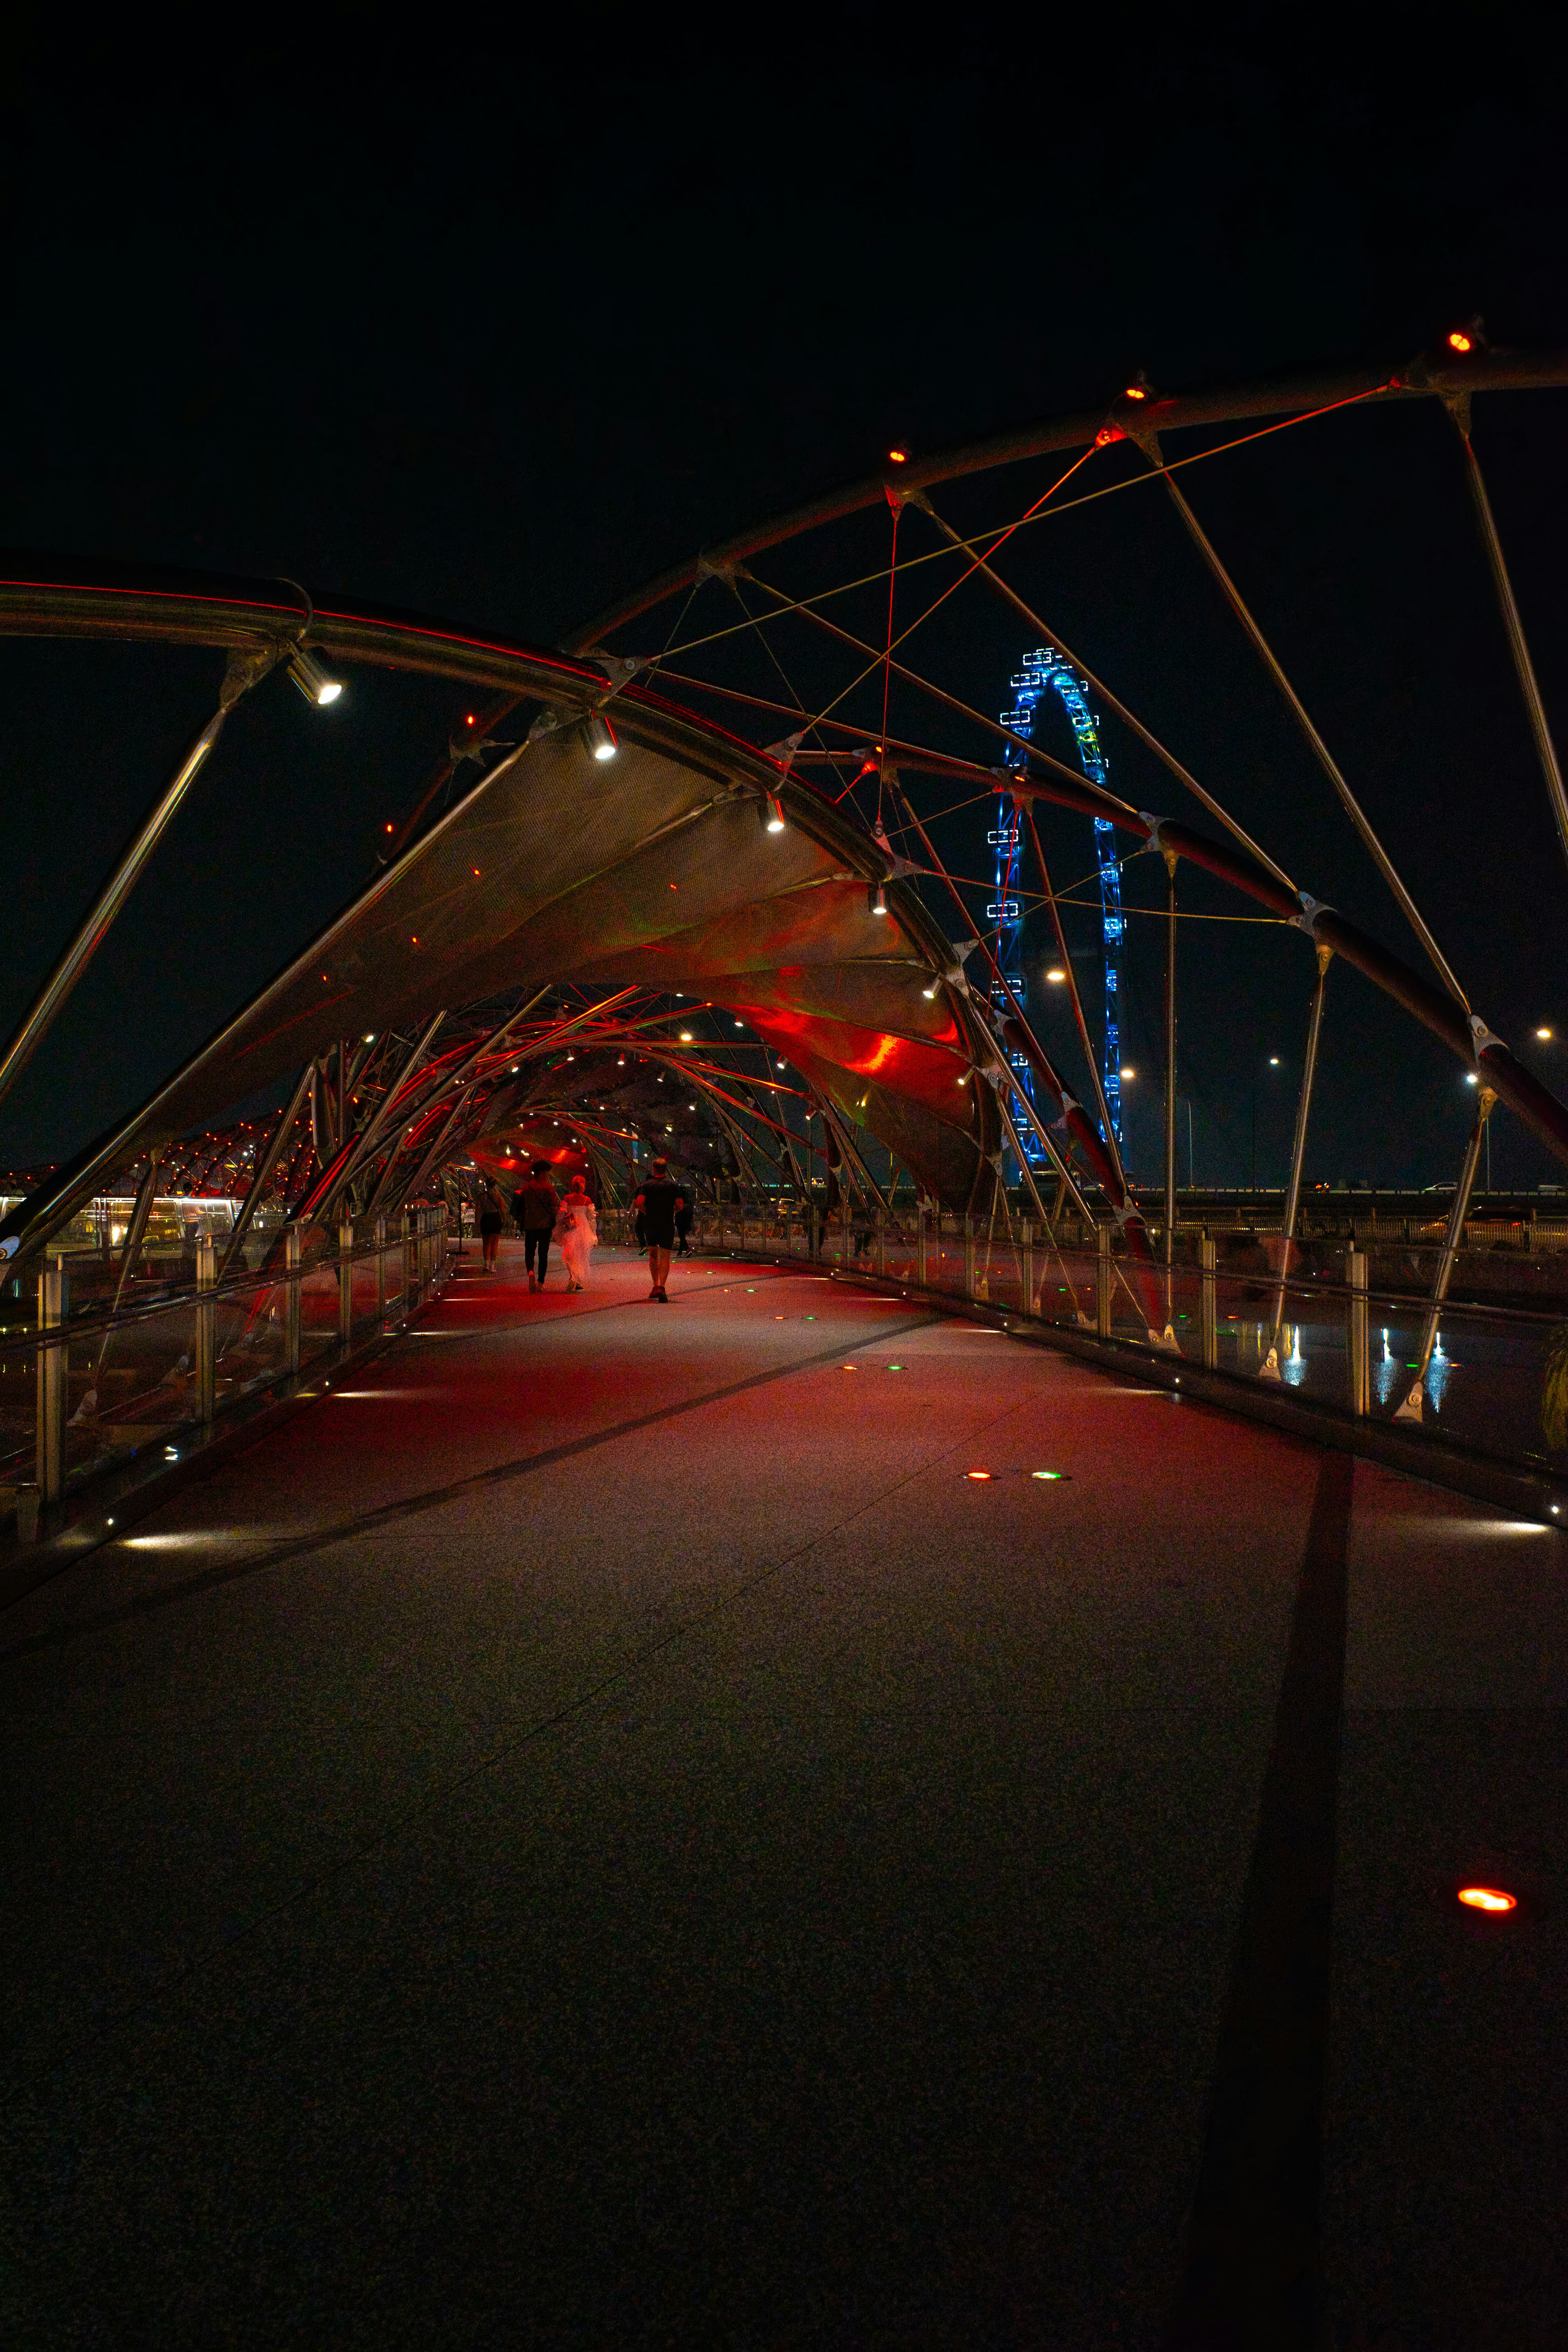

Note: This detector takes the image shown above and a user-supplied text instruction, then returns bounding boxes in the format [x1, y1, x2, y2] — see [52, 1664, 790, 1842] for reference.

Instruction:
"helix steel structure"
[0, 338, 1565, 1415]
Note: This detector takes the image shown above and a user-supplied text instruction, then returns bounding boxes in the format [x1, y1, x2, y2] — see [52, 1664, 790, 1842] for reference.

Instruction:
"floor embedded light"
[1031, 1471, 1063, 1480]
[966, 1469, 991, 1481]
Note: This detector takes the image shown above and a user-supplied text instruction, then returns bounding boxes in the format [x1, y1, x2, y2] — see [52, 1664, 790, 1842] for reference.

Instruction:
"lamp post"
[1251, 1056, 1283, 1194]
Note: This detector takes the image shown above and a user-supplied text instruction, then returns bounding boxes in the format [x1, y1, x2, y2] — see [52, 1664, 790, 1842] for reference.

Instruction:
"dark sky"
[3, 8, 1567, 1187]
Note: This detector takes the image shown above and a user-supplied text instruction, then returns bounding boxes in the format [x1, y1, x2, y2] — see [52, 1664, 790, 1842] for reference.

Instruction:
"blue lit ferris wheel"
[996, 648, 1125, 1155]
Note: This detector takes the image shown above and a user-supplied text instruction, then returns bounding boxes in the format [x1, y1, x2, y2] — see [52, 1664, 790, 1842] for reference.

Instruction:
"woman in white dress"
[555, 1174, 598, 1293]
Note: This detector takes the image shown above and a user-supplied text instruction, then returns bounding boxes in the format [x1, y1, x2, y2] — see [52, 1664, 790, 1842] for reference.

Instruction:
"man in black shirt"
[516, 1161, 560, 1293]
[633, 1157, 686, 1302]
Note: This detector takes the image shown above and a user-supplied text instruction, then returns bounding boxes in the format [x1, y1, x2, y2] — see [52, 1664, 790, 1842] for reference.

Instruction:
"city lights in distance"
[679, 1031, 693, 1042]
[1120, 1066, 1135, 1080]
[1457, 1886, 1516, 1912]
[1537, 1026, 1554, 1040]
[1269, 1056, 1281, 1066]
[1045, 967, 1067, 983]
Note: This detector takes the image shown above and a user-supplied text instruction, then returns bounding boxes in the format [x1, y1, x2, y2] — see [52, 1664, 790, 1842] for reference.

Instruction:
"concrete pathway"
[0, 1240, 1562, 2348]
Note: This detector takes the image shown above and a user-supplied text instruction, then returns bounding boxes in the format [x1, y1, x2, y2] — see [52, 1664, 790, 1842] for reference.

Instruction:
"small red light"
[466, 713, 477, 724]
[887, 445, 909, 464]
[966, 1469, 991, 1481]
[669, 882, 678, 890]
[1124, 384, 1147, 401]
[1458, 1886, 1516, 1912]
[471, 866, 481, 877]
[384, 822, 395, 833]
[410, 935, 419, 945]
[1448, 330, 1473, 353]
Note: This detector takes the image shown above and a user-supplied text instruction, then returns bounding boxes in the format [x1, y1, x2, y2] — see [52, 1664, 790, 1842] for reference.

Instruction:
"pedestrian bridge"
[2, 1234, 1562, 2347]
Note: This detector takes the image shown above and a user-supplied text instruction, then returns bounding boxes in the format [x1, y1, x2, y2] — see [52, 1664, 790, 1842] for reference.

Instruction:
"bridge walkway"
[0, 1241, 1561, 2348]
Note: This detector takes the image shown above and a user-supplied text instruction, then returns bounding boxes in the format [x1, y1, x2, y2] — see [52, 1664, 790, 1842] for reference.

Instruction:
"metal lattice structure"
[0, 339, 1566, 1445]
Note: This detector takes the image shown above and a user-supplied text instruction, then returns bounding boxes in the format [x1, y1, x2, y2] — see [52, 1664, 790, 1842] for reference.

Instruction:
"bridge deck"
[1, 1242, 1563, 2347]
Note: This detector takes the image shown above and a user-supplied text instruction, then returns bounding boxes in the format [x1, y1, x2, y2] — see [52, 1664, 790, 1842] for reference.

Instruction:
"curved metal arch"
[0, 570, 1004, 1272]
[563, 348, 1568, 654]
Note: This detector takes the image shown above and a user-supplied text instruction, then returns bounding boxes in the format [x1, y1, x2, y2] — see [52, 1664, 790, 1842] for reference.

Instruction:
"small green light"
[1031, 1470, 1064, 1480]
[888, 1363, 904, 1370]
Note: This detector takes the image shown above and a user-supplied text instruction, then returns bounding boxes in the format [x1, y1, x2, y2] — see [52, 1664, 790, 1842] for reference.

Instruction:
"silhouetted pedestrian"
[517, 1161, 559, 1292]
[633, 1157, 686, 1302]
[479, 1182, 505, 1272]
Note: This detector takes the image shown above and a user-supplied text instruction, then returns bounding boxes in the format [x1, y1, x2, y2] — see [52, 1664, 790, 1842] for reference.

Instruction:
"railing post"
[285, 1224, 302, 1374]
[916, 1205, 928, 1287]
[196, 1235, 217, 1424]
[404, 1208, 419, 1309]
[964, 1214, 976, 1298]
[36, 1261, 67, 1503]
[338, 1218, 355, 1346]
[1199, 1233, 1217, 1368]
[1096, 1223, 1113, 1339]
[1347, 1247, 1369, 1417]
[1021, 1219, 1035, 1316]
[875, 1208, 886, 1279]
[375, 1214, 388, 1325]
[809, 1203, 820, 1261]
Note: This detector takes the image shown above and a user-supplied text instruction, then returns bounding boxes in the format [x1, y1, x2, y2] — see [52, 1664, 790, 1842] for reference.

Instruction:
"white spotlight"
[869, 883, 888, 917]
[764, 795, 786, 833]
[584, 712, 618, 762]
[289, 648, 343, 706]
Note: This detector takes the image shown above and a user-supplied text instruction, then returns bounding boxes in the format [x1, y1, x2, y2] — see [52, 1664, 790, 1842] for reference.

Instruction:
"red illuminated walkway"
[0, 1241, 1563, 2347]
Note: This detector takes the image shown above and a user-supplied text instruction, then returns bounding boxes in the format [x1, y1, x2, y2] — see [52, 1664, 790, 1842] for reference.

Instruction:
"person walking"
[633, 1157, 686, 1302]
[517, 1160, 560, 1292]
[673, 1196, 693, 1257]
[478, 1181, 506, 1272]
[554, 1173, 598, 1293]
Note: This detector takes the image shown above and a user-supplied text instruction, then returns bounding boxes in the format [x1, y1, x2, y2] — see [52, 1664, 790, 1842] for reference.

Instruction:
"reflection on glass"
[1283, 1324, 1307, 1388]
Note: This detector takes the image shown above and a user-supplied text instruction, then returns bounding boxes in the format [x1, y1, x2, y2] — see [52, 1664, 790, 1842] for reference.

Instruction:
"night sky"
[3, 12, 1566, 1188]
